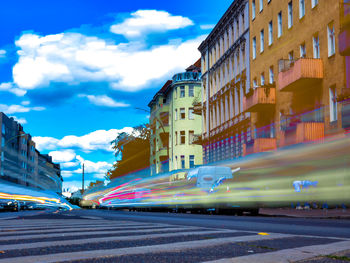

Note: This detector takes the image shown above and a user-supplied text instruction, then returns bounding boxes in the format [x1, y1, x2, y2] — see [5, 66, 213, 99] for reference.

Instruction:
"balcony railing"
[172, 72, 201, 83]
[243, 87, 276, 112]
[193, 102, 203, 115]
[278, 58, 324, 92]
[192, 134, 203, 145]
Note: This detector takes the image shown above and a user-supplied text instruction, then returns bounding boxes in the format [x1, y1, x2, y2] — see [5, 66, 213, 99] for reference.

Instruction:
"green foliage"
[109, 124, 150, 179]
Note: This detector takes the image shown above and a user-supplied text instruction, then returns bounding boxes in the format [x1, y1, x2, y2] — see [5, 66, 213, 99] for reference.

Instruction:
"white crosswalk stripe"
[0, 217, 347, 263]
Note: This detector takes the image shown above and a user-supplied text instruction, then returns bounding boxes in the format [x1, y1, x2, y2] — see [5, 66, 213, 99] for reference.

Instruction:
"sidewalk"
[259, 208, 350, 219]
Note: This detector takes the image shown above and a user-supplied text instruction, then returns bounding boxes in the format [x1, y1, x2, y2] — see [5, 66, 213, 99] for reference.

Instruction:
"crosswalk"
[0, 216, 349, 263]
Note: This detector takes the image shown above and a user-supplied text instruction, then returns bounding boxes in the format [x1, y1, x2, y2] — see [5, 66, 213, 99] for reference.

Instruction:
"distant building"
[0, 112, 62, 194]
[149, 60, 203, 175]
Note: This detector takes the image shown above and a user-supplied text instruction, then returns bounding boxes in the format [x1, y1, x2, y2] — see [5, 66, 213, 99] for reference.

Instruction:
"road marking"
[0, 224, 181, 236]
[203, 240, 350, 263]
[0, 233, 292, 263]
[0, 226, 203, 241]
[0, 229, 241, 251]
[0, 217, 17, 221]
[80, 216, 104, 220]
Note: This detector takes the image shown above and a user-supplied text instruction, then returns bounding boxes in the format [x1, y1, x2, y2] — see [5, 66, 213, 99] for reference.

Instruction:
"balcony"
[193, 102, 203, 115]
[278, 59, 324, 92]
[191, 134, 203, 145]
[246, 138, 277, 155]
[279, 109, 325, 147]
[243, 87, 276, 112]
[156, 147, 168, 159]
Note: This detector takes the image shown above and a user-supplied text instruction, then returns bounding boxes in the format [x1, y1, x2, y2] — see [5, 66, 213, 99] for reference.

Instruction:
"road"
[0, 209, 349, 263]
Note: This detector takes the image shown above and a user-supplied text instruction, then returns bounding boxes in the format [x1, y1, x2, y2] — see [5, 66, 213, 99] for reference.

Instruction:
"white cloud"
[79, 94, 130, 108]
[12, 12, 203, 92]
[0, 103, 45, 114]
[200, 24, 215, 30]
[110, 10, 194, 38]
[21, 101, 30, 106]
[49, 150, 76, 163]
[32, 137, 60, 151]
[0, 50, 6, 58]
[10, 116, 27, 125]
[73, 157, 112, 179]
[33, 127, 134, 153]
[0, 82, 27, 96]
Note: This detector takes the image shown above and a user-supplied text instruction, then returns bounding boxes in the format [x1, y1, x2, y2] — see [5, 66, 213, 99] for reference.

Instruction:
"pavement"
[259, 208, 350, 219]
[0, 209, 349, 262]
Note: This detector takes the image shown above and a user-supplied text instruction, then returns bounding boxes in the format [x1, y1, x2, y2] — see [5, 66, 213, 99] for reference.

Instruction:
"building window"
[175, 131, 178, 145]
[22, 162, 27, 169]
[188, 108, 194, 120]
[328, 23, 335, 57]
[180, 86, 185, 98]
[175, 109, 178, 120]
[22, 138, 26, 145]
[288, 1, 293, 28]
[311, 0, 318, 8]
[299, 0, 305, 18]
[313, 35, 320, 58]
[259, 0, 263, 12]
[1, 124, 5, 135]
[242, 13, 245, 30]
[252, 37, 257, 59]
[260, 29, 264, 53]
[300, 43, 306, 58]
[277, 12, 283, 37]
[181, 155, 185, 169]
[180, 131, 185, 144]
[180, 108, 186, 119]
[189, 155, 195, 168]
[1, 152, 4, 162]
[288, 51, 294, 61]
[189, 130, 194, 144]
[252, 0, 256, 20]
[261, 73, 265, 86]
[1, 137, 4, 147]
[188, 85, 194, 97]
[175, 156, 178, 170]
[329, 87, 338, 122]
[253, 78, 258, 88]
[268, 21, 273, 46]
[174, 87, 177, 99]
[269, 67, 274, 84]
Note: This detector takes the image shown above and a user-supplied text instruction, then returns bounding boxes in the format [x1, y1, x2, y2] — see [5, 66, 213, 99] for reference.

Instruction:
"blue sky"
[0, 0, 232, 191]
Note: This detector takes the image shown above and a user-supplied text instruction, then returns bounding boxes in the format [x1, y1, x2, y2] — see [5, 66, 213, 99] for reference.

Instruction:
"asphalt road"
[0, 209, 349, 263]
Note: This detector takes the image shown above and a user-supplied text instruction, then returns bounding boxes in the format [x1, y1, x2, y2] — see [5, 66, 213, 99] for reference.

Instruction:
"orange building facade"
[198, 0, 349, 164]
[248, 0, 346, 152]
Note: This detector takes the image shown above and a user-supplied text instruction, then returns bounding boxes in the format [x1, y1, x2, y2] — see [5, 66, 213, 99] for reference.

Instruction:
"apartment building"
[149, 62, 202, 175]
[0, 112, 62, 194]
[249, 0, 346, 150]
[198, 0, 250, 164]
[339, 0, 350, 129]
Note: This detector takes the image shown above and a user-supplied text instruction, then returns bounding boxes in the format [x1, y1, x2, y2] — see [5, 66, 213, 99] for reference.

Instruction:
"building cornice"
[198, 0, 248, 52]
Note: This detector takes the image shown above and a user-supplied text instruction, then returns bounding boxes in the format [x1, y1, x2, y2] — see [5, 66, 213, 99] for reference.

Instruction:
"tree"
[87, 180, 104, 190]
[109, 124, 150, 179]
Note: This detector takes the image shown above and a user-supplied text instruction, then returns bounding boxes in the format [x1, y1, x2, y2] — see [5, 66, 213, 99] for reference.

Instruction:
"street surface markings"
[0, 218, 347, 263]
[79, 216, 105, 220]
